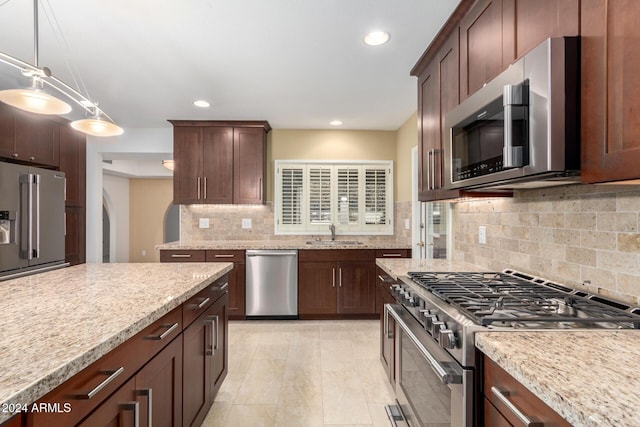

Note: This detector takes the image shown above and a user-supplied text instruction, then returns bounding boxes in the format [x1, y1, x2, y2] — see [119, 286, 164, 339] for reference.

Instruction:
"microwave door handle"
[503, 84, 524, 168]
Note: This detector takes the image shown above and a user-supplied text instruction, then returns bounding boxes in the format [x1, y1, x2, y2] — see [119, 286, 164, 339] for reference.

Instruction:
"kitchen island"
[376, 258, 640, 427]
[0, 262, 232, 425]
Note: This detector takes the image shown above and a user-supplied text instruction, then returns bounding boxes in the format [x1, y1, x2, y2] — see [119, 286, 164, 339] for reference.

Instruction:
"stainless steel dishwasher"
[245, 249, 298, 319]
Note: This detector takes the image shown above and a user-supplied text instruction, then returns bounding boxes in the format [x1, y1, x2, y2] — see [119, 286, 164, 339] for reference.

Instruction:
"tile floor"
[201, 320, 395, 427]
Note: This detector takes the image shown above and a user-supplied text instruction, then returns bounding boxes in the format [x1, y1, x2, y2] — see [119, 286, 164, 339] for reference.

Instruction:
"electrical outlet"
[141, 249, 146, 257]
[478, 226, 487, 244]
[404, 218, 410, 230]
[199, 218, 210, 229]
[242, 218, 252, 229]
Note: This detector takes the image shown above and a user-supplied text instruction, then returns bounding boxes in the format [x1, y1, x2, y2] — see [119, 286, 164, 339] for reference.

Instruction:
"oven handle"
[385, 304, 461, 385]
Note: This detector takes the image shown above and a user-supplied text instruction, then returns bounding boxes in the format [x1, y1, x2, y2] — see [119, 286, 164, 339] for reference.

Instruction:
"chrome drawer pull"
[491, 386, 544, 427]
[120, 401, 140, 427]
[145, 322, 179, 341]
[214, 254, 234, 258]
[382, 253, 402, 257]
[171, 254, 192, 258]
[219, 282, 229, 291]
[192, 297, 210, 309]
[75, 367, 125, 399]
[135, 388, 152, 427]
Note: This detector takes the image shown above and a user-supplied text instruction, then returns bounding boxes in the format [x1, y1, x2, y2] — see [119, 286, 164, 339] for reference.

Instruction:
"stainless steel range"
[384, 269, 640, 427]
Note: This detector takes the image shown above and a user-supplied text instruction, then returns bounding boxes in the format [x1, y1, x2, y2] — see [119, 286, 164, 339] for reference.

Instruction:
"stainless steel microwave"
[443, 37, 580, 191]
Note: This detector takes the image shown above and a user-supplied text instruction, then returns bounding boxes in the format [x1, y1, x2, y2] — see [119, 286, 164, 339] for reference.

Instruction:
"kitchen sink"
[305, 240, 363, 245]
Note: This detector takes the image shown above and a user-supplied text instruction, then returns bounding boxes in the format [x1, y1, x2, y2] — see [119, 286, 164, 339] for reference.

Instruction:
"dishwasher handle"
[246, 251, 298, 257]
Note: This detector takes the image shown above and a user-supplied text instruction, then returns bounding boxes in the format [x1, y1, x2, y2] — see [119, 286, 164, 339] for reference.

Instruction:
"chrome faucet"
[329, 224, 336, 241]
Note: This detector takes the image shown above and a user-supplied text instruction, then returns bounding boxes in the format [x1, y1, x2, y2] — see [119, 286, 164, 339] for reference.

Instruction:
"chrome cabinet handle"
[430, 149, 436, 190]
[74, 367, 125, 399]
[144, 322, 179, 341]
[219, 282, 229, 291]
[136, 389, 153, 427]
[382, 253, 402, 257]
[192, 297, 210, 310]
[203, 176, 207, 199]
[171, 254, 192, 258]
[426, 150, 432, 191]
[491, 386, 543, 427]
[214, 254, 234, 258]
[339, 268, 342, 287]
[120, 401, 140, 427]
[197, 177, 201, 200]
[332, 268, 336, 288]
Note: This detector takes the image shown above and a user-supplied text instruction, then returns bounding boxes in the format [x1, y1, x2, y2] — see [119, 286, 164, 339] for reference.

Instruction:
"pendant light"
[71, 107, 124, 137]
[0, 0, 122, 137]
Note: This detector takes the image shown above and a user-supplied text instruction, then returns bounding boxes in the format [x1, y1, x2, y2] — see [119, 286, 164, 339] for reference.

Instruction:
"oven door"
[385, 304, 473, 427]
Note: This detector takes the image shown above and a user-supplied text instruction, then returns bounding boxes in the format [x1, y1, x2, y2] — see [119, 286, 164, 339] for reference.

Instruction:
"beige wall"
[395, 112, 418, 202]
[129, 178, 174, 262]
[266, 129, 397, 201]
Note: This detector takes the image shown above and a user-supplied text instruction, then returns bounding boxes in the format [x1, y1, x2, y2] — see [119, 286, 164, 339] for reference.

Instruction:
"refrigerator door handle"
[19, 174, 34, 260]
[34, 174, 40, 258]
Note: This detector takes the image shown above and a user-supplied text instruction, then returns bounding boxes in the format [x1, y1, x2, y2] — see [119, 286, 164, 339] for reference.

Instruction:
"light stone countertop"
[476, 331, 640, 427]
[375, 257, 481, 280]
[0, 262, 233, 424]
[156, 239, 412, 251]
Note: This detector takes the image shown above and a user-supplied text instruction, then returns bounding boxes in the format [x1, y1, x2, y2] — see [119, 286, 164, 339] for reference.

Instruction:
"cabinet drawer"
[205, 250, 245, 263]
[483, 355, 570, 427]
[375, 249, 410, 258]
[29, 307, 182, 427]
[160, 250, 205, 262]
[376, 266, 398, 294]
[182, 275, 229, 328]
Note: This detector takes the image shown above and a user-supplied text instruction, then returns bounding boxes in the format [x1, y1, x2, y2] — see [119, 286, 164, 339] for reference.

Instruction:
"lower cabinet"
[183, 293, 228, 427]
[161, 250, 245, 320]
[298, 250, 376, 318]
[24, 276, 228, 427]
[482, 354, 571, 427]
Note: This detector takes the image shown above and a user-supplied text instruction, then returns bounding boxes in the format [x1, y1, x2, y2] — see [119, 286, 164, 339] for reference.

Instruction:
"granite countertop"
[476, 331, 640, 427]
[375, 257, 481, 280]
[156, 239, 412, 251]
[0, 262, 232, 424]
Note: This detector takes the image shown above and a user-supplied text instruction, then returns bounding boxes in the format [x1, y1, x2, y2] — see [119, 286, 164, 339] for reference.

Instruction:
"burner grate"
[408, 271, 640, 328]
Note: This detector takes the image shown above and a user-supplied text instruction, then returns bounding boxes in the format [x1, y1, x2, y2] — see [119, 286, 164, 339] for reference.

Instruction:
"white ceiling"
[0, 0, 459, 131]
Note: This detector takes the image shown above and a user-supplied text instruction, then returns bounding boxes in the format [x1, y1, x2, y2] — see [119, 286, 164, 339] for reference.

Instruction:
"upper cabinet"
[581, 0, 640, 183]
[170, 120, 270, 205]
[0, 103, 60, 167]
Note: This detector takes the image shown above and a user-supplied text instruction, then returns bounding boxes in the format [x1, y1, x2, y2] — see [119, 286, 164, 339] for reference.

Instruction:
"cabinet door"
[76, 377, 137, 427]
[581, 0, 640, 183]
[173, 127, 203, 204]
[58, 125, 86, 207]
[417, 60, 439, 201]
[233, 127, 266, 204]
[209, 294, 228, 396]
[13, 114, 59, 167]
[298, 261, 338, 315]
[227, 263, 245, 319]
[65, 206, 85, 266]
[460, 0, 505, 99]
[483, 398, 513, 427]
[135, 335, 183, 427]
[0, 103, 16, 159]
[503, 0, 579, 62]
[337, 260, 375, 314]
[202, 127, 233, 204]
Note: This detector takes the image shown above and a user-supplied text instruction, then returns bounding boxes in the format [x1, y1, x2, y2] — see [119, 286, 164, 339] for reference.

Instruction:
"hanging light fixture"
[0, 0, 122, 137]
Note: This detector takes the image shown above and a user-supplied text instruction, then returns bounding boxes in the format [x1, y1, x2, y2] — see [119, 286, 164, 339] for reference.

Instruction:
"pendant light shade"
[71, 113, 124, 137]
[0, 77, 72, 115]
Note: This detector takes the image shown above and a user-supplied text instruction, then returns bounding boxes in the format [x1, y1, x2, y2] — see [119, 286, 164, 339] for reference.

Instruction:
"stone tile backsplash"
[452, 184, 640, 305]
[180, 202, 413, 245]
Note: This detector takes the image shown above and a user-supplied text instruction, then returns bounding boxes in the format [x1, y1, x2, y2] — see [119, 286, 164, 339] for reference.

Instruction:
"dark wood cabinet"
[58, 125, 86, 266]
[298, 250, 376, 318]
[581, 0, 640, 183]
[206, 250, 245, 319]
[0, 103, 16, 160]
[182, 293, 228, 427]
[377, 267, 397, 387]
[170, 120, 270, 205]
[482, 354, 571, 427]
[460, 0, 505, 100]
[502, 0, 579, 62]
[0, 415, 22, 427]
[134, 335, 183, 427]
[160, 249, 245, 320]
[76, 376, 137, 427]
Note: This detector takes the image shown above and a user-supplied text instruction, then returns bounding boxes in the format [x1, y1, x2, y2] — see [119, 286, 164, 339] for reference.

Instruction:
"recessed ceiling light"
[330, 120, 343, 126]
[193, 100, 210, 108]
[364, 31, 390, 46]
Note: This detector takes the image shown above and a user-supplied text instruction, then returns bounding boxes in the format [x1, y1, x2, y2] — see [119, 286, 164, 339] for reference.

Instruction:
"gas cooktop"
[407, 270, 640, 329]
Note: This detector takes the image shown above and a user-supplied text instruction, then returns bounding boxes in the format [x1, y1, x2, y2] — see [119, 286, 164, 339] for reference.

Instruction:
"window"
[275, 160, 393, 235]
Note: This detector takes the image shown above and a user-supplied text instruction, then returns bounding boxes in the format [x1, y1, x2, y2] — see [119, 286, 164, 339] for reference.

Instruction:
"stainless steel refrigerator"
[0, 161, 67, 280]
